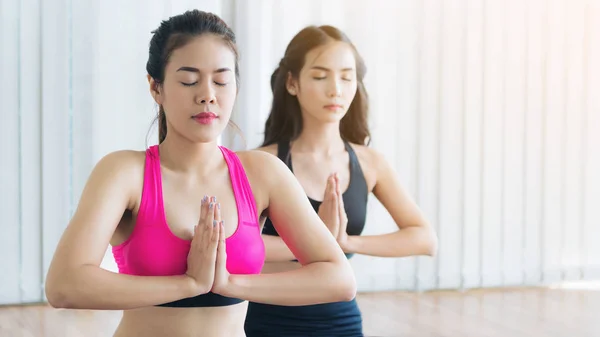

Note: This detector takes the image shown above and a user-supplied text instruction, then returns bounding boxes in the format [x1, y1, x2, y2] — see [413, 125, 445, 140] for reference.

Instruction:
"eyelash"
[181, 82, 227, 87]
[312, 77, 352, 82]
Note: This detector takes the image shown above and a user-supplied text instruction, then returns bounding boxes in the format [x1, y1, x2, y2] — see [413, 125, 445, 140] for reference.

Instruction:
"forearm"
[225, 261, 356, 306]
[344, 226, 438, 257]
[262, 234, 296, 262]
[46, 265, 197, 310]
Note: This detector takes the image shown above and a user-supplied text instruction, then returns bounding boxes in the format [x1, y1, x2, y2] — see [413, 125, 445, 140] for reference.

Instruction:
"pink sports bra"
[111, 145, 265, 307]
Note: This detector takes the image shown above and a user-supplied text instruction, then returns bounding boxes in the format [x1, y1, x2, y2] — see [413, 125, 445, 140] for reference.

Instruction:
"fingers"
[210, 219, 220, 244]
[334, 173, 342, 196]
[199, 195, 209, 226]
[330, 188, 339, 213]
[204, 197, 218, 243]
[217, 221, 226, 256]
[333, 174, 348, 235]
[214, 198, 221, 223]
[194, 196, 209, 243]
[325, 174, 336, 203]
[219, 222, 226, 244]
[339, 196, 347, 224]
[205, 197, 217, 228]
[334, 173, 345, 209]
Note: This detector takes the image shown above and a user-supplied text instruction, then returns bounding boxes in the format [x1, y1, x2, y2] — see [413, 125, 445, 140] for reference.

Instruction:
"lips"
[193, 112, 217, 118]
[324, 104, 343, 110]
[192, 112, 218, 125]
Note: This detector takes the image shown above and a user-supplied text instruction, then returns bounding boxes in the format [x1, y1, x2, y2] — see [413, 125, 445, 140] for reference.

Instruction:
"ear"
[147, 75, 163, 104]
[285, 72, 298, 96]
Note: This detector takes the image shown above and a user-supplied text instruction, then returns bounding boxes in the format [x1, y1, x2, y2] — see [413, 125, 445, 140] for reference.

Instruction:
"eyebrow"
[176, 66, 232, 73]
[310, 66, 354, 72]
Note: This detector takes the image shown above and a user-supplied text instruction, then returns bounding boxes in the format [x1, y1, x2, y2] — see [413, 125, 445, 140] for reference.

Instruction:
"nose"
[196, 82, 216, 105]
[327, 78, 342, 98]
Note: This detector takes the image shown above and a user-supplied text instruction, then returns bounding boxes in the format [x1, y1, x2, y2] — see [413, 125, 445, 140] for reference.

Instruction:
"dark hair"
[146, 10, 240, 144]
[262, 25, 370, 147]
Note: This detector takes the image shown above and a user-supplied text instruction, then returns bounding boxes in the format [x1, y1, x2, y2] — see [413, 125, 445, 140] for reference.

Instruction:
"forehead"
[304, 41, 356, 70]
[166, 34, 236, 72]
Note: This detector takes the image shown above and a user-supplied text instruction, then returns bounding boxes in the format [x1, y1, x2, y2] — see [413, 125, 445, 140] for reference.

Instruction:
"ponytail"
[270, 66, 281, 93]
[158, 105, 167, 143]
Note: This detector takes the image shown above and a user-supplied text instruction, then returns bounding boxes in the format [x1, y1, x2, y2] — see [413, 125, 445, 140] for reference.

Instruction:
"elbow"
[422, 227, 438, 257]
[45, 279, 72, 309]
[333, 261, 358, 302]
[45, 270, 80, 309]
[338, 281, 357, 302]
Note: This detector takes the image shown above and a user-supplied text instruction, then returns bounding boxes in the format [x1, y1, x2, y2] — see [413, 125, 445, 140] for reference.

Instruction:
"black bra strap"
[344, 141, 359, 166]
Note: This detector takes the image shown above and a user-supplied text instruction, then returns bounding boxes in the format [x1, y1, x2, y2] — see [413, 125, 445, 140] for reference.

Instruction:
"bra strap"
[219, 146, 259, 224]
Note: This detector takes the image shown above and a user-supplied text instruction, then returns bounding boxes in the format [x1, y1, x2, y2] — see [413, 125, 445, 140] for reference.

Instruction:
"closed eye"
[181, 81, 228, 87]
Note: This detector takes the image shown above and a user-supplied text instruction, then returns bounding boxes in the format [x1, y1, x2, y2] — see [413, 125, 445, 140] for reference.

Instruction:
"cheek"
[308, 83, 326, 98]
[298, 82, 325, 104]
[343, 82, 358, 100]
[297, 92, 320, 113]
[218, 87, 237, 110]
[163, 85, 192, 107]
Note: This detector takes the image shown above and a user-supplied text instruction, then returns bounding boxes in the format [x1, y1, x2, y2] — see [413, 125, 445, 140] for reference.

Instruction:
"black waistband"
[157, 291, 244, 308]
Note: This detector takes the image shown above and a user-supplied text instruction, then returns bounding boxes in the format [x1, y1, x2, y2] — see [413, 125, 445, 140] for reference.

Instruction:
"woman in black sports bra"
[244, 25, 438, 337]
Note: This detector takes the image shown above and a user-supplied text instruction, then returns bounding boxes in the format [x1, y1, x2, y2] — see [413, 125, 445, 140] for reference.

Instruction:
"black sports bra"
[262, 141, 369, 258]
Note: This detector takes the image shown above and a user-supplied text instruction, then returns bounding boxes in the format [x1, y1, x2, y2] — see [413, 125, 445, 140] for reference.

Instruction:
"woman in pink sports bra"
[44, 10, 356, 337]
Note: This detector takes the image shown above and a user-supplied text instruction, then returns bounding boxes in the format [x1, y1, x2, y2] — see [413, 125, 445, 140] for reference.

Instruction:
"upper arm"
[370, 148, 431, 230]
[46, 151, 142, 276]
[242, 151, 345, 265]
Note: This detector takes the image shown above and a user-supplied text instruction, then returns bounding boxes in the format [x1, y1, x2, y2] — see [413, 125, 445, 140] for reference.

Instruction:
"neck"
[292, 115, 345, 155]
[158, 134, 222, 175]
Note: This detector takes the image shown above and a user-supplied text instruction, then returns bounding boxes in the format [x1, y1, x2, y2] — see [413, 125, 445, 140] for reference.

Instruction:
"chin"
[318, 116, 343, 124]
[184, 124, 226, 144]
[187, 132, 221, 144]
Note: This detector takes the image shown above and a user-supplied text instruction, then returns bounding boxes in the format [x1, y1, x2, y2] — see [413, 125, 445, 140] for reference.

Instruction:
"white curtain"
[1, 0, 599, 305]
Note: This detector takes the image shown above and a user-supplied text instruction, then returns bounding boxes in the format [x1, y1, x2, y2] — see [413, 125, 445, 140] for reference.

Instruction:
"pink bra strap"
[138, 145, 164, 222]
[219, 146, 259, 225]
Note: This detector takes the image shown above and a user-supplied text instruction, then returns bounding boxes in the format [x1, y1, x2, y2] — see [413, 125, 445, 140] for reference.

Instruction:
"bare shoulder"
[255, 143, 278, 156]
[347, 143, 380, 161]
[235, 149, 288, 181]
[94, 150, 146, 177]
[235, 149, 290, 212]
[88, 150, 146, 209]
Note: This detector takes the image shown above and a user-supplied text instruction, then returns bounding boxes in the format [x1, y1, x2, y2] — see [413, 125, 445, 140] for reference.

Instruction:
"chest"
[289, 152, 351, 201]
[118, 167, 265, 277]
[161, 169, 239, 240]
[120, 222, 265, 276]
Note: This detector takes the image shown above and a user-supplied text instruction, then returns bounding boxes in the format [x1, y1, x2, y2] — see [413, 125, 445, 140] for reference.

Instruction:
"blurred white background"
[1, 0, 599, 305]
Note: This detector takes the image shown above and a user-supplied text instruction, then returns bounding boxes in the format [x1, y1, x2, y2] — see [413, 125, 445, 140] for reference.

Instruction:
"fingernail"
[217, 203, 221, 209]
[202, 195, 208, 204]
[213, 220, 217, 227]
[211, 196, 216, 202]
[209, 202, 214, 209]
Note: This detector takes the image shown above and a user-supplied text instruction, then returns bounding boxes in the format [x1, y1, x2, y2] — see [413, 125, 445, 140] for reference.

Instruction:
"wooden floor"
[1, 287, 598, 337]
